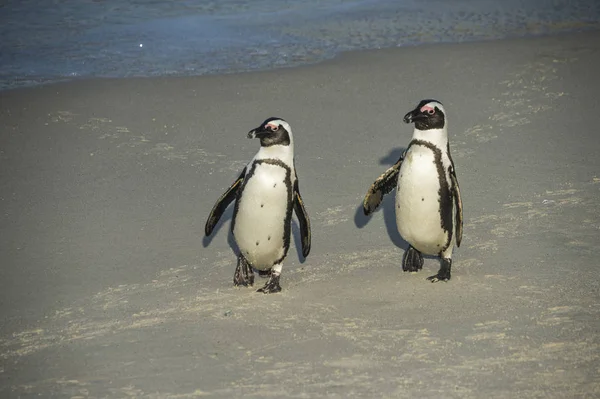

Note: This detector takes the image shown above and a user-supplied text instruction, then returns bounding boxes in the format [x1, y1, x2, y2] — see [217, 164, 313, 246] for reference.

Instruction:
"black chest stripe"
[408, 139, 453, 254]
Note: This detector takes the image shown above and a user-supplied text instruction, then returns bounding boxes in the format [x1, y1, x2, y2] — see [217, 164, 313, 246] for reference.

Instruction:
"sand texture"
[1, 31, 600, 398]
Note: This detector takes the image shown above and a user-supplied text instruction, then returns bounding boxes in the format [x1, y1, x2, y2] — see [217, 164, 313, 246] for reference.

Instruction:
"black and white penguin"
[205, 117, 311, 293]
[363, 99, 463, 282]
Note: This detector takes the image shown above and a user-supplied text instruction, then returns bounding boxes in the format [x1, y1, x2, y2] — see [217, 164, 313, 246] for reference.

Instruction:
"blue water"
[1, 0, 599, 90]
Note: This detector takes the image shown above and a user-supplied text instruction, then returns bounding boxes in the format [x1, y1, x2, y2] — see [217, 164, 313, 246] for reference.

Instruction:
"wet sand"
[1, 31, 599, 397]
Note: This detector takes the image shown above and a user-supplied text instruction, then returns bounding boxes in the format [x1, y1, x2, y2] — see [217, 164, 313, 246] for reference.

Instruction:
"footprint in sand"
[464, 56, 577, 144]
[316, 205, 354, 226]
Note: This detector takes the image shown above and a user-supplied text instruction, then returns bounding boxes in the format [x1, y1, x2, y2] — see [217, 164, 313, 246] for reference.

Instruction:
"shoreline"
[3, 26, 600, 92]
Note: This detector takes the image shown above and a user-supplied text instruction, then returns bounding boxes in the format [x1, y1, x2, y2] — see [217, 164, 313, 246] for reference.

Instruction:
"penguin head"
[247, 117, 291, 147]
[403, 99, 446, 130]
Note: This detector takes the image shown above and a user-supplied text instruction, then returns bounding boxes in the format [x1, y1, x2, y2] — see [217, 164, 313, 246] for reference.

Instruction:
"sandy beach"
[1, 30, 599, 397]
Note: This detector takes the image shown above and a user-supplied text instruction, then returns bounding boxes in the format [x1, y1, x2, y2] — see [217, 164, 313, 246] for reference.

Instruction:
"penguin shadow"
[354, 147, 409, 250]
[201, 208, 248, 268]
[202, 206, 308, 264]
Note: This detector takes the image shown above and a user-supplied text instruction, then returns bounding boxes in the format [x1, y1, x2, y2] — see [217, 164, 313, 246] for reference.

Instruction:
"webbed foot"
[427, 258, 452, 282]
[402, 246, 424, 272]
[257, 272, 281, 294]
[233, 256, 254, 287]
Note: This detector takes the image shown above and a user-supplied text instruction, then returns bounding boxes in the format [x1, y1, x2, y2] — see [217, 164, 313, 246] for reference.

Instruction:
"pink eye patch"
[420, 105, 435, 114]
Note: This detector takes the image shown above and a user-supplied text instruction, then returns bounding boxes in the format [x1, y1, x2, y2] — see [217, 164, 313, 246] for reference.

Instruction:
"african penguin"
[205, 117, 311, 293]
[363, 99, 463, 282]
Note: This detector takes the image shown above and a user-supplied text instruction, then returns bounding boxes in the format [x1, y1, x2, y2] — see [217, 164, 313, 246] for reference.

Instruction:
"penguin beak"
[403, 109, 427, 124]
[247, 126, 271, 139]
[248, 123, 279, 139]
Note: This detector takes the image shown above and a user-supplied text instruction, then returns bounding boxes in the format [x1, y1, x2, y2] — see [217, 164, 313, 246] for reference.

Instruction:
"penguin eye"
[427, 109, 435, 115]
[272, 125, 279, 131]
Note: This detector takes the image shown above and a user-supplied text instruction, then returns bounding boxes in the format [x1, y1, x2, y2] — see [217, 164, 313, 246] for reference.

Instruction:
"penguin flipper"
[362, 156, 403, 215]
[205, 169, 245, 236]
[450, 168, 463, 247]
[293, 180, 311, 258]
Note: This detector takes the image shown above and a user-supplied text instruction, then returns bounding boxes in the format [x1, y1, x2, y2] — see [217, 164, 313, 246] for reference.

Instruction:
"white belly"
[233, 162, 292, 269]
[396, 146, 449, 255]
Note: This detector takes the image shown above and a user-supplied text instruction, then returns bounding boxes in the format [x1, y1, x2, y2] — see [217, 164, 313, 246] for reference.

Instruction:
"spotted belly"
[233, 162, 292, 270]
[395, 147, 449, 255]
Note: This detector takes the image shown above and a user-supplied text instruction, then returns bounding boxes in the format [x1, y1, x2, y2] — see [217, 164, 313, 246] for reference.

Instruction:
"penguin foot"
[257, 273, 281, 294]
[427, 258, 452, 282]
[402, 246, 424, 272]
[233, 256, 254, 287]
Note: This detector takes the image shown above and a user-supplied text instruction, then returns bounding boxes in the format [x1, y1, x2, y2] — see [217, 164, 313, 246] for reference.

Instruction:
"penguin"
[362, 99, 463, 282]
[205, 117, 311, 293]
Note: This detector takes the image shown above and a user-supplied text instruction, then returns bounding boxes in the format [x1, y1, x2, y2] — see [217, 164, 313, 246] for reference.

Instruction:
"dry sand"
[1, 30, 599, 398]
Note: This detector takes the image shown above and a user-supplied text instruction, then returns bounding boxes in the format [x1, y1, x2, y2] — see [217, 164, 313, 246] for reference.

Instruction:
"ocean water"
[1, 0, 599, 90]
